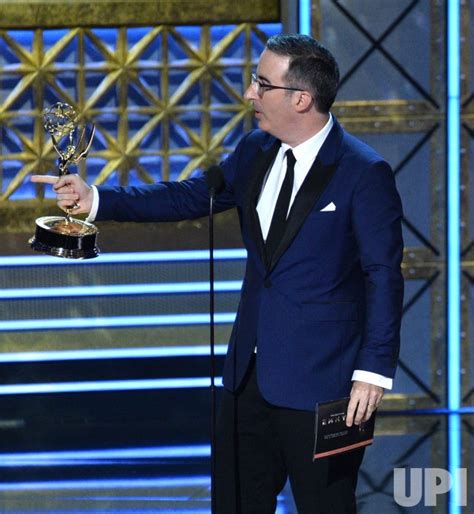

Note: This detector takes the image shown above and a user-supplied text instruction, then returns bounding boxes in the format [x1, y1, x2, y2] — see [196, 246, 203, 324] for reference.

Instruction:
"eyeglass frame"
[250, 73, 304, 96]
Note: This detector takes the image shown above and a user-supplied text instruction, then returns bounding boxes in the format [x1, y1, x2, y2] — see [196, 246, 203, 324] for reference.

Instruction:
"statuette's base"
[29, 216, 99, 259]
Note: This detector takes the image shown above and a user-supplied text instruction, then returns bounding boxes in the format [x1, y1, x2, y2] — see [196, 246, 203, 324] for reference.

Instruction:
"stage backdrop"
[0, 1, 472, 509]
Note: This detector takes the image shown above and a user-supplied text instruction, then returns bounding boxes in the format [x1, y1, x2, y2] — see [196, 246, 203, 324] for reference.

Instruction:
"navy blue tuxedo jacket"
[96, 117, 404, 411]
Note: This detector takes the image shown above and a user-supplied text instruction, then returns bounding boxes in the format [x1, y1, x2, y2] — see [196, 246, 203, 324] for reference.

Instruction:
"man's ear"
[294, 91, 314, 113]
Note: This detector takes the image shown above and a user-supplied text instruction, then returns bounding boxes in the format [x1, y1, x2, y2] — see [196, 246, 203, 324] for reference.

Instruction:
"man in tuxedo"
[33, 34, 404, 513]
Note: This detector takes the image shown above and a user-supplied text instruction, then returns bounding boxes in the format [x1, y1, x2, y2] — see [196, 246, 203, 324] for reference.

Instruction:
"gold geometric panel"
[0, 0, 279, 28]
[0, 24, 275, 208]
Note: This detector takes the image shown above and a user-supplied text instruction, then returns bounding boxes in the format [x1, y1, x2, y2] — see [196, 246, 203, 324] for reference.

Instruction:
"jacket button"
[264, 278, 272, 288]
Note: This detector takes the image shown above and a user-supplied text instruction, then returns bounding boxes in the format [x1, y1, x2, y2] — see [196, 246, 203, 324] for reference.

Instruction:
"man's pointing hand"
[31, 174, 93, 215]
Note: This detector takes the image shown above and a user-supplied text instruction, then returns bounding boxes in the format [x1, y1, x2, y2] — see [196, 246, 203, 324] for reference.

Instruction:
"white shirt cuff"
[351, 370, 393, 390]
[86, 185, 99, 223]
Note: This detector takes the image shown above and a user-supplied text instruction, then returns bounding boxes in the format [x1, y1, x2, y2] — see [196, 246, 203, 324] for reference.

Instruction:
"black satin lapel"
[243, 140, 280, 265]
[269, 159, 337, 271]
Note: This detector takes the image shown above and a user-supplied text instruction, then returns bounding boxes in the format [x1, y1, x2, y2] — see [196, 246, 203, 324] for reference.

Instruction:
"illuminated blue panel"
[376, 407, 474, 416]
[0, 249, 247, 267]
[0, 344, 228, 363]
[0, 312, 236, 331]
[448, 414, 462, 510]
[299, 0, 311, 35]
[447, 0, 461, 414]
[0, 376, 223, 395]
[0, 476, 210, 491]
[447, 2, 461, 514]
[0, 445, 210, 465]
[0, 280, 243, 299]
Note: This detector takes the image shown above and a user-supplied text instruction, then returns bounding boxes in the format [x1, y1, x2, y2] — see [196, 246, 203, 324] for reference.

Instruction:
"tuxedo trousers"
[216, 355, 364, 514]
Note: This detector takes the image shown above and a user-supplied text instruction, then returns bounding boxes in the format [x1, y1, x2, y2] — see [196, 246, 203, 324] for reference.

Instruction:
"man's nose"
[243, 84, 258, 101]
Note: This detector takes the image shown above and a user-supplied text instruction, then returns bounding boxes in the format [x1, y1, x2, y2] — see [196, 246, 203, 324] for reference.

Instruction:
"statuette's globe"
[43, 102, 77, 141]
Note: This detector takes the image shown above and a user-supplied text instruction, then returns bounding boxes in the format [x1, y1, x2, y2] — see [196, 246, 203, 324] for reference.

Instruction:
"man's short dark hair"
[266, 34, 340, 113]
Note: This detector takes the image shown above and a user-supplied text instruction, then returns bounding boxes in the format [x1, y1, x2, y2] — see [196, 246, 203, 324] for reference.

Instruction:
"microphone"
[205, 165, 225, 197]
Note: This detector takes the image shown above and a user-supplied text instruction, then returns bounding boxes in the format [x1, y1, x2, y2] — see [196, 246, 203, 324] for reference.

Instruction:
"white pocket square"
[320, 202, 336, 212]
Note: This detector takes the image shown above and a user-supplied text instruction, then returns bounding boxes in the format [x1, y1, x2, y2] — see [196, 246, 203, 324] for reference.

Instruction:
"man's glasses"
[250, 73, 304, 96]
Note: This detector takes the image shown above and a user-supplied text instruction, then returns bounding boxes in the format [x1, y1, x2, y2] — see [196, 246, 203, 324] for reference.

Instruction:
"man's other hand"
[346, 381, 383, 427]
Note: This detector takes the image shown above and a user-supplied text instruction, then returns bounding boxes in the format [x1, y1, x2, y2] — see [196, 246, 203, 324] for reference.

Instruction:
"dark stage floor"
[0, 414, 472, 514]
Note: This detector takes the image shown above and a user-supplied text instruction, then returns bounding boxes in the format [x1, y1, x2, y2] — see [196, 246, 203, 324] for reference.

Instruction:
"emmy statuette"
[29, 103, 99, 259]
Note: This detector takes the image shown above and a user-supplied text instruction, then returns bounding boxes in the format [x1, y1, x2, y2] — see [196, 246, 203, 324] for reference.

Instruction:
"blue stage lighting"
[447, 2, 461, 513]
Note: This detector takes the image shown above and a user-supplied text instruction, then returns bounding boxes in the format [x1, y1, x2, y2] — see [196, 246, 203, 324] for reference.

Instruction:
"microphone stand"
[205, 165, 224, 513]
[209, 188, 217, 514]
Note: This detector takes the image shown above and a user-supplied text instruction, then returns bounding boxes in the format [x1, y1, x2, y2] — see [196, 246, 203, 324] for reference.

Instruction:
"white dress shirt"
[86, 187, 99, 223]
[257, 115, 334, 238]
